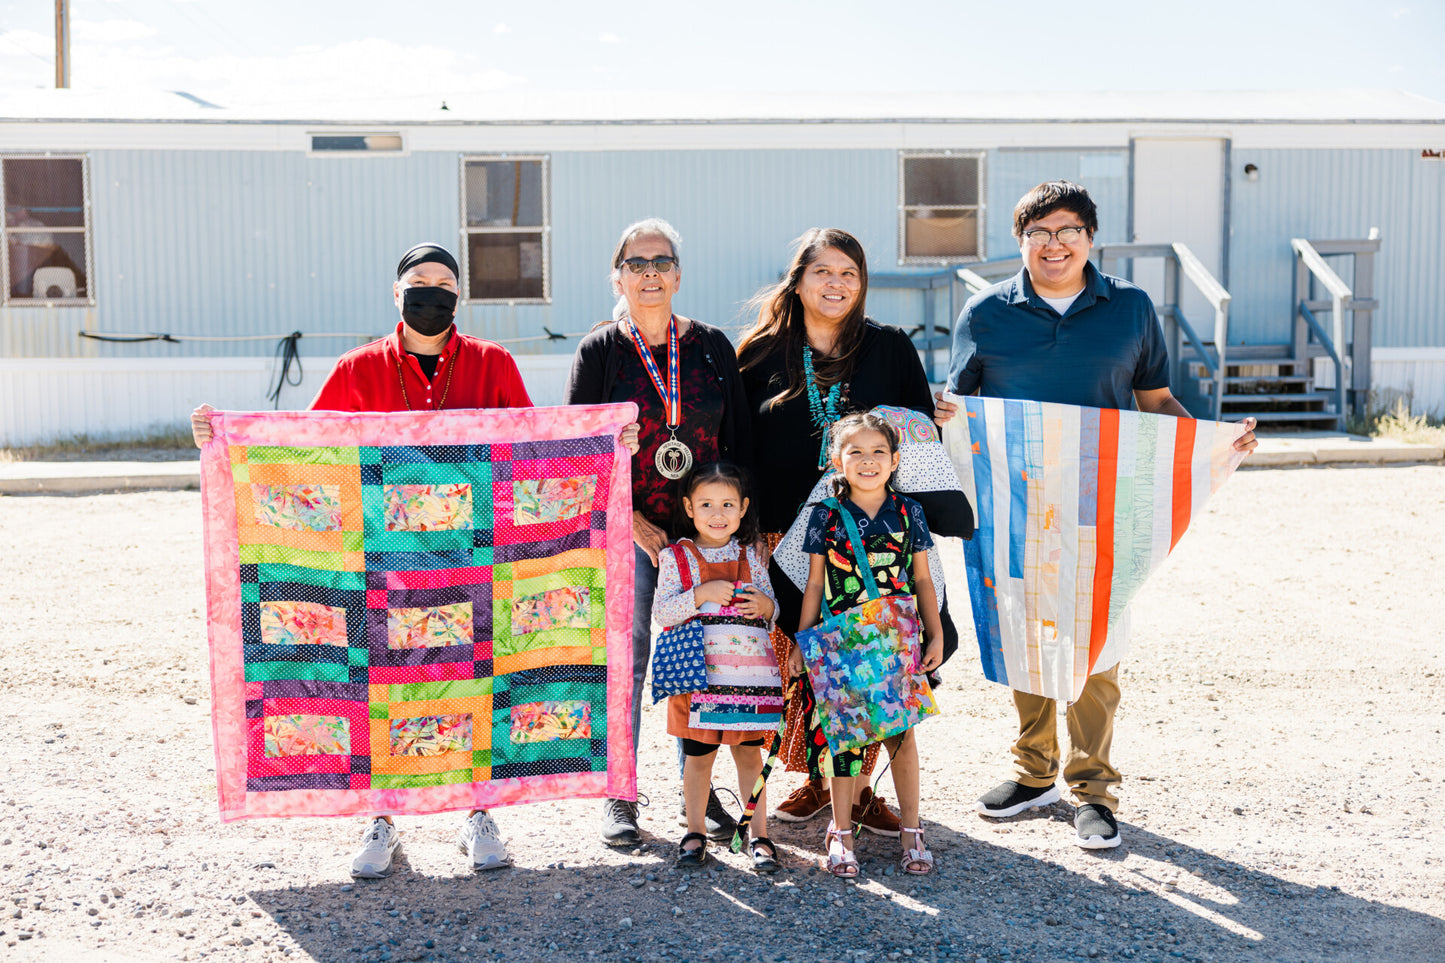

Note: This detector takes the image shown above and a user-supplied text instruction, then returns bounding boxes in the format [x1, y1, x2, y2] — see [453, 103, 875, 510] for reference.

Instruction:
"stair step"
[1219, 370, 1323, 381]
[1221, 392, 1332, 404]
[1238, 411, 1342, 423]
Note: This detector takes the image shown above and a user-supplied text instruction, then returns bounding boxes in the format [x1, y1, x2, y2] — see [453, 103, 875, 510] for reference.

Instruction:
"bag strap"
[892, 490, 915, 584]
[671, 542, 696, 592]
[824, 497, 881, 606]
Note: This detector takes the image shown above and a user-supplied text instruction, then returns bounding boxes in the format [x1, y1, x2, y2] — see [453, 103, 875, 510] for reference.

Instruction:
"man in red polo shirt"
[194, 243, 529, 877]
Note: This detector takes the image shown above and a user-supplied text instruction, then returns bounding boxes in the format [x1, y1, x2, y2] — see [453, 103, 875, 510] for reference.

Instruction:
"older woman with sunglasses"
[564, 218, 753, 848]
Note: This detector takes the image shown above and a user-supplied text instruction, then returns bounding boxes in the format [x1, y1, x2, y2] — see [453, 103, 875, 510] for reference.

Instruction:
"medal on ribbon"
[624, 314, 694, 481]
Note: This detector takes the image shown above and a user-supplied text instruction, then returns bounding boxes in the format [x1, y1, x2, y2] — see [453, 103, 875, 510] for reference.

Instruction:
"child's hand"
[786, 644, 805, 678]
[693, 579, 735, 608]
[732, 586, 775, 621]
[919, 633, 943, 673]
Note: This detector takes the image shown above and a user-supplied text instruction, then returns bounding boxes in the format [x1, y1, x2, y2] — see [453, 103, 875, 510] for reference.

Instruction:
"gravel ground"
[0, 463, 1442, 963]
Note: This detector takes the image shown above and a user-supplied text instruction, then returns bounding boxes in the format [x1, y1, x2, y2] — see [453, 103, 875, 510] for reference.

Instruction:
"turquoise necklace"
[802, 344, 844, 469]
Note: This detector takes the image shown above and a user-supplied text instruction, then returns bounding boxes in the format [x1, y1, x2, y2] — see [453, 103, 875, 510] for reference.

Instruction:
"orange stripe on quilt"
[1087, 407, 1119, 672]
[1170, 417, 1196, 550]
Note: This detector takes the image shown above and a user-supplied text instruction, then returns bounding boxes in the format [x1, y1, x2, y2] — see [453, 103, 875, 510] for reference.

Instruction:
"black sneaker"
[975, 780, 1062, 818]
[702, 788, 739, 842]
[1074, 804, 1121, 849]
[600, 798, 641, 847]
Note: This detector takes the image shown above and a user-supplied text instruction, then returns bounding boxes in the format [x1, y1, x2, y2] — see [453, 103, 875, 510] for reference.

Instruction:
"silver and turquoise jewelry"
[803, 345, 844, 469]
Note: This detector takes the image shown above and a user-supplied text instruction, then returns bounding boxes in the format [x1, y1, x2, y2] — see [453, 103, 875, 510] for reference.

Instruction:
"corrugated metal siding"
[0, 355, 578, 445]
[1227, 148, 1445, 347]
[28, 143, 1442, 366]
[542, 148, 899, 345]
[987, 149, 1131, 250]
[1313, 348, 1445, 416]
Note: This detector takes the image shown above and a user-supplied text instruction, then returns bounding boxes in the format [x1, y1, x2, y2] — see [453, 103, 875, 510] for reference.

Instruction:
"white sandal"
[824, 821, 859, 878]
[900, 826, 934, 876]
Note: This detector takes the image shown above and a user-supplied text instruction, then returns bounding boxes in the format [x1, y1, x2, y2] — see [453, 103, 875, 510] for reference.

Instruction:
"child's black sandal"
[749, 836, 780, 874]
[677, 832, 709, 867]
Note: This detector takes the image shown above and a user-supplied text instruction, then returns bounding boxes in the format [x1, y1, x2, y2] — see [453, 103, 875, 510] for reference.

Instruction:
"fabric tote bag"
[794, 498, 938, 754]
[650, 544, 709, 704]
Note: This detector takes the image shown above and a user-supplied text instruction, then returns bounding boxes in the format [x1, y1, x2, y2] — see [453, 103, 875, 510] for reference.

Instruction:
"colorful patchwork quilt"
[199, 405, 638, 821]
[941, 395, 1248, 702]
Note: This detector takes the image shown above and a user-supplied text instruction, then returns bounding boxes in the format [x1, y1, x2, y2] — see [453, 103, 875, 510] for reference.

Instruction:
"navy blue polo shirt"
[946, 262, 1170, 409]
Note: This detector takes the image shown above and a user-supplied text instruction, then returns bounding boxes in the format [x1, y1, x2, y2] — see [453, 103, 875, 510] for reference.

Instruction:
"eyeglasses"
[1021, 226, 1088, 247]
[621, 255, 678, 274]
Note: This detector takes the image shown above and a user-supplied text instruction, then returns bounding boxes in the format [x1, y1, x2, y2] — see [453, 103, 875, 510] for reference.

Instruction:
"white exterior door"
[1130, 138, 1227, 339]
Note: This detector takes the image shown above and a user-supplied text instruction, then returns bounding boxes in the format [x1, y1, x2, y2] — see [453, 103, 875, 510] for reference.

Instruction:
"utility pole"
[55, 0, 70, 88]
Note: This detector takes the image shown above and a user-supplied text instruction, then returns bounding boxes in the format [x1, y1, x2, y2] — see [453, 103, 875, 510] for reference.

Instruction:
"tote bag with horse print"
[794, 498, 937, 754]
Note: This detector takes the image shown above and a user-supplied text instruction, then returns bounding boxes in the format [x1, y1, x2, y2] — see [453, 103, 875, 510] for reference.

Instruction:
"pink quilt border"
[201, 404, 638, 821]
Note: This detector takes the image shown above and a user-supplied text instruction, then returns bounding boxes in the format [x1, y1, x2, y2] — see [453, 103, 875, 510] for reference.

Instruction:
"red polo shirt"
[310, 322, 533, 412]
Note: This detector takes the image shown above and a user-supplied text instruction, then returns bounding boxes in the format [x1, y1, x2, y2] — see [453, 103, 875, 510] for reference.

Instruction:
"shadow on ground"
[248, 813, 1443, 963]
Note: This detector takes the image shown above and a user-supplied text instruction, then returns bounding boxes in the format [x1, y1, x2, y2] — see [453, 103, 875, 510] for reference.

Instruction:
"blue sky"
[1, 0, 1442, 108]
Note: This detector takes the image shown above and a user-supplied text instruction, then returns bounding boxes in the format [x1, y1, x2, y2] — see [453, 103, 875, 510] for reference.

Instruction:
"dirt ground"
[0, 463, 1442, 963]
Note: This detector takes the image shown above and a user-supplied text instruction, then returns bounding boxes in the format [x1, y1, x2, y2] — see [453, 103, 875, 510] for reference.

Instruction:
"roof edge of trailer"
[2, 88, 1444, 126]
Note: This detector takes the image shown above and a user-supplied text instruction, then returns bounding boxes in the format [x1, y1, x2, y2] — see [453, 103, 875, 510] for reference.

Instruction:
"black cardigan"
[563, 319, 754, 473]
[741, 319, 933, 534]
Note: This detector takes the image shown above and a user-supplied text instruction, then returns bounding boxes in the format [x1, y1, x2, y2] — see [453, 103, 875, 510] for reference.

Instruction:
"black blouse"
[741, 320, 934, 534]
[564, 318, 753, 532]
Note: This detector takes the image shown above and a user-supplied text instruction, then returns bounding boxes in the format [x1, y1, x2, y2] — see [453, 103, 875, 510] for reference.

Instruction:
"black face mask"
[400, 285, 458, 337]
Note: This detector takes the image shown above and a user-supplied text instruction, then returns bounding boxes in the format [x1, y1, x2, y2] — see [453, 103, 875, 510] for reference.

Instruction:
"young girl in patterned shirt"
[790, 411, 944, 877]
[652, 462, 783, 872]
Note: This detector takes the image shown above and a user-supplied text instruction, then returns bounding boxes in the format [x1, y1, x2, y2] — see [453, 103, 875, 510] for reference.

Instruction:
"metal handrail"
[1096, 242, 1230, 419]
[1290, 238, 1351, 422]
[870, 269, 957, 381]
[956, 256, 1024, 296]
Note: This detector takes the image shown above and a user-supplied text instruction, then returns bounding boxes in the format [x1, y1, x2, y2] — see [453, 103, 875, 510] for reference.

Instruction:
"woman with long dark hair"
[737, 227, 958, 835]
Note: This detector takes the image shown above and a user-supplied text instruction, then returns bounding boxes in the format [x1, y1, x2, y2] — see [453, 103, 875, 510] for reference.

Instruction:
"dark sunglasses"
[621, 255, 678, 274]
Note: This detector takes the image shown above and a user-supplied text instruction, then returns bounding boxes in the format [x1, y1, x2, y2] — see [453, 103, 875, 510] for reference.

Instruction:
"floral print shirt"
[653, 538, 777, 630]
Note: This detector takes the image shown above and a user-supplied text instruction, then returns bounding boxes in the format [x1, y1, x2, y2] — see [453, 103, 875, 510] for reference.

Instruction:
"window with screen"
[898, 152, 984, 263]
[2, 155, 91, 302]
[461, 156, 548, 302]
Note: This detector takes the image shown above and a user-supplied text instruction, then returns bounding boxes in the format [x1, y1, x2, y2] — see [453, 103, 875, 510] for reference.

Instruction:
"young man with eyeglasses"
[946, 181, 1256, 850]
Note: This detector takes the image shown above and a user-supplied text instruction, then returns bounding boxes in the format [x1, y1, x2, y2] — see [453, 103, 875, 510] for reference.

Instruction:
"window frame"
[458, 153, 551, 305]
[1, 152, 95, 307]
[896, 149, 987, 265]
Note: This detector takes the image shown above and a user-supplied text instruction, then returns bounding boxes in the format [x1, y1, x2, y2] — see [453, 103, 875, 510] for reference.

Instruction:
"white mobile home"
[2, 88, 1442, 443]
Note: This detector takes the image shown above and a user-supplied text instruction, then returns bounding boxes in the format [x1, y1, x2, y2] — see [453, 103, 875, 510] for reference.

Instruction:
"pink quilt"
[200, 405, 637, 821]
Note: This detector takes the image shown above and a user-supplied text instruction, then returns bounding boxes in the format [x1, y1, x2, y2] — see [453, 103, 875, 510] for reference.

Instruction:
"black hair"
[674, 461, 760, 544]
[736, 227, 871, 410]
[1011, 180, 1099, 239]
[825, 411, 901, 499]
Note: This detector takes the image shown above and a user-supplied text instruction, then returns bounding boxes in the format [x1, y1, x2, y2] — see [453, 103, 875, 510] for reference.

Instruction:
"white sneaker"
[350, 818, 399, 878]
[458, 810, 510, 871]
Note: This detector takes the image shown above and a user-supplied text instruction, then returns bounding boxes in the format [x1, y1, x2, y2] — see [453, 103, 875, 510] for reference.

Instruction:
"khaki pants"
[1010, 665, 1121, 812]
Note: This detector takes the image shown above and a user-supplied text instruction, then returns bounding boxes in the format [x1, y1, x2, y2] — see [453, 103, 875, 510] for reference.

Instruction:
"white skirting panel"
[1312, 348, 1445, 417]
[0, 355, 575, 446]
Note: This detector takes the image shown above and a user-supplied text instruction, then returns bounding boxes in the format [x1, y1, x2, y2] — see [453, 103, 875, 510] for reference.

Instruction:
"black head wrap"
[396, 243, 460, 281]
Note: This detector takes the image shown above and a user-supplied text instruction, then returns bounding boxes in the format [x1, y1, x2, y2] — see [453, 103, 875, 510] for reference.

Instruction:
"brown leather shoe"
[853, 786, 902, 837]
[774, 779, 831, 822]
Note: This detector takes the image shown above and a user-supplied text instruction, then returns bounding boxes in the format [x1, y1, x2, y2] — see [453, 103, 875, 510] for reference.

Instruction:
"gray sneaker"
[601, 797, 641, 847]
[457, 810, 510, 870]
[350, 818, 399, 878]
